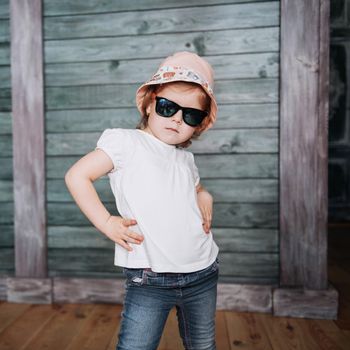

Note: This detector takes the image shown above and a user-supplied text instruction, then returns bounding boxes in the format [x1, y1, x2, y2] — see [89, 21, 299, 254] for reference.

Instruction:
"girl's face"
[143, 83, 205, 146]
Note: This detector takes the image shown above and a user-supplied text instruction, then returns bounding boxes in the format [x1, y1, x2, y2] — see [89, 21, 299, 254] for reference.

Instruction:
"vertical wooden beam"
[279, 0, 330, 289]
[10, 0, 47, 277]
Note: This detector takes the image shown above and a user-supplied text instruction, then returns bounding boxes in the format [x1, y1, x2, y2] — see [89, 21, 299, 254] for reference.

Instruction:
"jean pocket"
[122, 267, 144, 285]
[210, 257, 219, 272]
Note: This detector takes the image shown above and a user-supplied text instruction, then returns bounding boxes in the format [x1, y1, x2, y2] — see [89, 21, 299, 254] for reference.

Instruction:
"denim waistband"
[122, 256, 219, 288]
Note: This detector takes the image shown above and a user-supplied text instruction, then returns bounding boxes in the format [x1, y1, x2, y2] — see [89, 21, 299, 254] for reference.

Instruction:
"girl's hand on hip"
[196, 191, 213, 234]
[103, 216, 144, 252]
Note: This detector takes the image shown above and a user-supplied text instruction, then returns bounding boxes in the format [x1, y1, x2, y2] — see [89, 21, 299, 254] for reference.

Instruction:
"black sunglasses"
[155, 96, 208, 127]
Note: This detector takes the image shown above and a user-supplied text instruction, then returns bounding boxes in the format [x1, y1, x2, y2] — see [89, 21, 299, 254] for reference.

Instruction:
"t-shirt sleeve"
[188, 152, 200, 187]
[95, 128, 128, 174]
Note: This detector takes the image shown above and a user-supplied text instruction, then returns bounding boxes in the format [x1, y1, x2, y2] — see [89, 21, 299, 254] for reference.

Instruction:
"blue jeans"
[116, 256, 219, 350]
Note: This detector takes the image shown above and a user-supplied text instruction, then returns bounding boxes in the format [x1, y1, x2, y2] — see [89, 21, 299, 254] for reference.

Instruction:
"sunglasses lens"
[183, 110, 207, 127]
[156, 98, 178, 117]
[155, 97, 208, 127]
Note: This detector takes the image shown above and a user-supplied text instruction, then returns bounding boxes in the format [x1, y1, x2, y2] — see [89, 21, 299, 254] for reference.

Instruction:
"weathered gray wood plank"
[45, 103, 279, 133]
[43, 2, 279, 40]
[44, 27, 279, 64]
[0, 112, 12, 134]
[1, 103, 279, 134]
[0, 202, 12, 224]
[0, 248, 13, 270]
[1, 27, 279, 66]
[1, 2, 280, 41]
[10, 0, 46, 277]
[217, 284, 272, 312]
[52, 277, 125, 304]
[279, 0, 329, 289]
[46, 153, 278, 180]
[47, 202, 278, 228]
[41, 53, 279, 88]
[0, 18, 8, 41]
[0, 0, 9, 19]
[7, 277, 52, 304]
[41, 0, 278, 17]
[0, 225, 12, 246]
[273, 285, 339, 320]
[46, 129, 278, 156]
[48, 249, 278, 277]
[0, 65, 10, 87]
[0, 180, 12, 201]
[0, 157, 12, 179]
[47, 178, 278, 203]
[47, 226, 278, 252]
[0, 88, 10, 111]
[1, 153, 278, 180]
[45, 79, 278, 110]
[51, 277, 276, 309]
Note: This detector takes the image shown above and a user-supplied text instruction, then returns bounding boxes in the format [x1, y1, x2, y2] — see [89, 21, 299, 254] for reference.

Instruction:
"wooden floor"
[0, 224, 349, 350]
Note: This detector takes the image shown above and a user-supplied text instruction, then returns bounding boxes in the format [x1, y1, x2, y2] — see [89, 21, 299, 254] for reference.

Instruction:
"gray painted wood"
[43, 28, 278, 64]
[0, 157, 12, 179]
[0, 278, 6, 300]
[217, 284, 272, 313]
[6, 277, 52, 304]
[44, 103, 279, 131]
[0, 248, 13, 271]
[0, 2, 280, 42]
[0, 27, 280, 66]
[47, 227, 278, 252]
[43, 2, 279, 40]
[273, 284, 339, 320]
[0, 180, 12, 201]
[44, 79, 278, 110]
[279, 0, 329, 289]
[0, 87, 10, 110]
[45, 178, 278, 202]
[10, 0, 46, 277]
[0, 225, 12, 246]
[43, 53, 279, 87]
[47, 250, 278, 278]
[47, 153, 278, 179]
[0, 202, 12, 224]
[46, 129, 278, 156]
[46, 202, 278, 228]
[0, 275, 338, 319]
[53, 277, 126, 304]
[0, 0, 279, 18]
[0, 112, 12, 133]
[0, 153, 278, 179]
[0, 65, 10, 88]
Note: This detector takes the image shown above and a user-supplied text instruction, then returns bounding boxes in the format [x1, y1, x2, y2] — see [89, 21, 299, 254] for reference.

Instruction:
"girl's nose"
[171, 110, 183, 123]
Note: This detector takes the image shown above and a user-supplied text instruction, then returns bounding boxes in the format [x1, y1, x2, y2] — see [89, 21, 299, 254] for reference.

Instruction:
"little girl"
[65, 51, 220, 350]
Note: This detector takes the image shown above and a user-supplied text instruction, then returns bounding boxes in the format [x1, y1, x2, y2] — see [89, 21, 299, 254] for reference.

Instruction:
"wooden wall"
[0, 0, 13, 276]
[1, 0, 280, 284]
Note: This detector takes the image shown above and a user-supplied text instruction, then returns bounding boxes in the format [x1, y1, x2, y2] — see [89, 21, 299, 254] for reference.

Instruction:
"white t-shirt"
[95, 128, 219, 273]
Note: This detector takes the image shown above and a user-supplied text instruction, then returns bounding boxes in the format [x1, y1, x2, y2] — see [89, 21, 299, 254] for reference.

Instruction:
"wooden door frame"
[0, 0, 339, 319]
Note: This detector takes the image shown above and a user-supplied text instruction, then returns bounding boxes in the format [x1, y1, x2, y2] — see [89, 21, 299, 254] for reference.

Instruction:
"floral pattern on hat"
[145, 65, 214, 96]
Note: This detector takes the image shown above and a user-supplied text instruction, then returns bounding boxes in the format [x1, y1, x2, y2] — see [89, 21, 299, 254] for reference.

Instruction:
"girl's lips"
[166, 128, 179, 133]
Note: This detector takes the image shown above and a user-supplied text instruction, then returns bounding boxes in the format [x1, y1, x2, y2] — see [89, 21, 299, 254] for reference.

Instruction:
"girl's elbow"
[64, 169, 74, 187]
[65, 167, 80, 186]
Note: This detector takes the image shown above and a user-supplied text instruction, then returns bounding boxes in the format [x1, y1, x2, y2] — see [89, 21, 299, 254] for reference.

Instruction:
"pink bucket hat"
[135, 51, 218, 132]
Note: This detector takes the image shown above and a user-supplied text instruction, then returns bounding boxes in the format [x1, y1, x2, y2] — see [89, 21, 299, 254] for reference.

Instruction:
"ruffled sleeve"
[95, 128, 129, 174]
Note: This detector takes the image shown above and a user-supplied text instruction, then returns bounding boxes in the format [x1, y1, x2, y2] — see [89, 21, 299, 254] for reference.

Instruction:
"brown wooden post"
[279, 0, 330, 289]
[10, 0, 47, 277]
